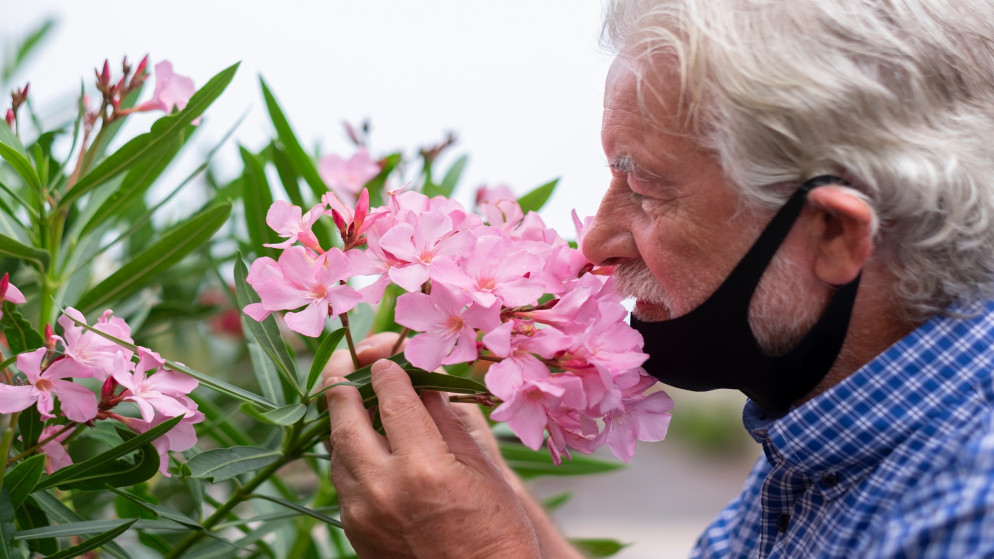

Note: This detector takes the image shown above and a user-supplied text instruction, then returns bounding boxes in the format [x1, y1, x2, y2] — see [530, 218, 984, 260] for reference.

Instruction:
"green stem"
[339, 313, 359, 369]
[165, 454, 296, 559]
[0, 412, 20, 491]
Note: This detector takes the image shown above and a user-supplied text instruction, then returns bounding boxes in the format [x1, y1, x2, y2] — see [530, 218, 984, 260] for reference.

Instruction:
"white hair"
[602, 0, 994, 320]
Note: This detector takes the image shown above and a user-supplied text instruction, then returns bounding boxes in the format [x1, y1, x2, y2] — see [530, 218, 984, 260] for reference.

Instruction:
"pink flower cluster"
[0, 300, 202, 475]
[245, 184, 673, 463]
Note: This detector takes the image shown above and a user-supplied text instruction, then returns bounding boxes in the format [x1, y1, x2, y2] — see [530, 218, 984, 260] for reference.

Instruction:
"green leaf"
[29, 493, 130, 559]
[186, 446, 282, 483]
[268, 143, 304, 207]
[306, 328, 345, 393]
[59, 63, 239, 209]
[233, 253, 300, 398]
[2, 18, 55, 82]
[260, 78, 327, 200]
[239, 403, 307, 426]
[499, 441, 624, 479]
[356, 369, 488, 408]
[570, 538, 629, 558]
[13, 496, 56, 556]
[15, 519, 138, 539]
[245, 339, 286, 406]
[4, 454, 45, 508]
[438, 155, 468, 197]
[16, 407, 42, 453]
[58, 432, 161, 491]
[239, 146, 279, 259]
[75, 202, 231, 314]
[36, 416, 181, 491]
[0, 234, 48, 272]
[517, 178, 559, 214]
[79, 134, 184, 236]
[1, 302, 44, 354]
[42, 518, 137, 559]
[0, 486, 15, 559]
[249, 494, 342, 528]
[0, 126, 41, 193]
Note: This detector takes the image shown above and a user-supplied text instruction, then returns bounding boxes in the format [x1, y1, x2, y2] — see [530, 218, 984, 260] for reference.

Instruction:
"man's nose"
[581, 190, 640, 266]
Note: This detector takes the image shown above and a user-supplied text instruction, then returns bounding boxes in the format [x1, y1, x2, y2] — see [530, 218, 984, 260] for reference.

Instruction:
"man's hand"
[324, 333, 542, 558]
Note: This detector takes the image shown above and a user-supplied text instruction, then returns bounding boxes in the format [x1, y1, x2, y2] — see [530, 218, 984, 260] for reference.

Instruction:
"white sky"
[3, 1, 614, 233]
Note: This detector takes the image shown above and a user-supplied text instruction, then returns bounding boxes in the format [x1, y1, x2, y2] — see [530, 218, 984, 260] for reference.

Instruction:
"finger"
[449, 400, 503, 462]
[325, 376, 389, 461]
[369, 359, 449, 456]
[355, 331, 405, 365]
[422, 391, 490, 461]
[324, 349, 361, 386]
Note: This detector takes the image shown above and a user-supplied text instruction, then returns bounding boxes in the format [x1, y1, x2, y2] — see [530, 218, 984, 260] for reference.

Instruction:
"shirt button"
[777, 513, 791, 533]
[821, 473, 840, 487]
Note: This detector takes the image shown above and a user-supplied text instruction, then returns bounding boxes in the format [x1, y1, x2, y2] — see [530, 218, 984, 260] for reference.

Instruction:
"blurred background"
[2, 2, 759, 557]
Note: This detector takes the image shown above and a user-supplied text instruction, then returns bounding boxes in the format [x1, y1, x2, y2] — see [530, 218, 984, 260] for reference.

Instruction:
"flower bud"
[44, 323, 56, 351]
[100, 376, 119, 403]
[4, 109, 13, 128]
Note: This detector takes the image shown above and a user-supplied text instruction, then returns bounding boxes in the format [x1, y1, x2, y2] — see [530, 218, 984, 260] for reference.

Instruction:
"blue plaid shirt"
[692, 302, 994, 558]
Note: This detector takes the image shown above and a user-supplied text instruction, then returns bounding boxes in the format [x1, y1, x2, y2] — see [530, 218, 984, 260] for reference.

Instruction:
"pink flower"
[56, 308, 135, 381]
[395, 283, 500, 371]
[120, 411, 203, 476]
[323, 189, 380, 250]
[375, 210, 474, 292]
[264, 200, 325, 252]
[319, 148, 380, 202]
[244, 246, 363, 337]
[430, 234, 546, 308]
[475, 184, 515, 207]
[0, 348, 97, 422]
[136, 61, 196, 115]
[596, 377, 674, 462]
[112, 348, 200, 422]
[38, 425, 73, 474]
[489, 374, 586, 451]
[0, 273, 25, 321]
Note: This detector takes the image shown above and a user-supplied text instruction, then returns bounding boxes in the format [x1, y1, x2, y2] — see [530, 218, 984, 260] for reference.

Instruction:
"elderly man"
[324, 0, 994, 556]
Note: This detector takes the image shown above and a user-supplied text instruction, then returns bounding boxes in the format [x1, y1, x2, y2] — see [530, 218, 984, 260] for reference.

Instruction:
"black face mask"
[629, 176, 861, 414]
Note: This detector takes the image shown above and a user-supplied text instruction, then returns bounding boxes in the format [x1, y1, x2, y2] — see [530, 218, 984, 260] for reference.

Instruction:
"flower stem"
[339, 313, 359, 369]
[6, 422, 78, 467]
[390, 327, 409, 355]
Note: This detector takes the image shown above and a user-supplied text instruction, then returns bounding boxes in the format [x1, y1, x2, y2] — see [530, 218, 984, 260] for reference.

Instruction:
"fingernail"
[371, 359, 392, 374]
[356, 341, 374, 354]
[324, 376, 344, 388]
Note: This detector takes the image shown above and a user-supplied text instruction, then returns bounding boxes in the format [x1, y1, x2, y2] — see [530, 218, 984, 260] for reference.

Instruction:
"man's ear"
[804, 186, 876, 285]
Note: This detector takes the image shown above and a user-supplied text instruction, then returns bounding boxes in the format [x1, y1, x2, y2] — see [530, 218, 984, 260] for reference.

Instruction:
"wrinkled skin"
[324, 333, 581, 558]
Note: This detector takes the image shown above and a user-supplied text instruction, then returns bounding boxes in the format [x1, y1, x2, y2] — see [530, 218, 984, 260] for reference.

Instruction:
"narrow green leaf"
[1, 302, 44, 354]
[0, 234, 48, 272]
[36, 416, 181, 491]
[57, 433, 160, 491]
[42, 518, 137, 559]
[15, 519, 131, 539]
[570, 538, 629, 558]
[239, 403, 307, 426]
[13, 496, 56, 556]
[517, 178, 559, 214]
[499, 441, 624, 479]
[60, 63, 239, 209]
[306, 328, 345, 393]
[0, 128, 40, 193]
[249, 494, 342, 528]
[260, 78, 327, 200]
[438, 155, 468, 197]
[233, 254, 300, 398]
[186, 446, 282, 483]
[2, 18, 55, 82]
[16, 407, 42, 452]
[75, 202, 231, 314]
[79, 134, 184, 236]
[356, 369, 488, 408]
[29, 493, 130, 559]
[4, 454, 45, 508]
[0, 486, 14, 559]
[245, 339, 286, 406]
[268, 143, 304, 207]
[239, 146, 278, 259]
